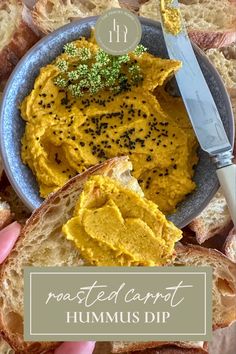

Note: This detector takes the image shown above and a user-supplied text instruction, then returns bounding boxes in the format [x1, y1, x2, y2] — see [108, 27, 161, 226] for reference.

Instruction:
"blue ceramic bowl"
[0, 17, 234, 227]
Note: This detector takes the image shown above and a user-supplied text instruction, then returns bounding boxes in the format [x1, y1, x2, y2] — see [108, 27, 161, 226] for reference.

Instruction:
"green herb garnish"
[54, 43, 147, 97]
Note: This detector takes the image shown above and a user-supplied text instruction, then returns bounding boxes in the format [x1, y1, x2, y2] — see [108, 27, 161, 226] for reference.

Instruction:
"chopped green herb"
[64, 42, 79, 57]
[133, 44, 147, 56]
[96, 49, 111, 66]
[56, 59, 68, 72]
[78, 47, 91, 61]
[54, 75, 68, 88]
[54, 41, 147, 97]
[68, 83, 82, 97]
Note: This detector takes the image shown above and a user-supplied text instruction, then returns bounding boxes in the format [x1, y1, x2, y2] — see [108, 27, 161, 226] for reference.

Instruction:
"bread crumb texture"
[140, 0, 236, 32]
[32, 0, 121, 33]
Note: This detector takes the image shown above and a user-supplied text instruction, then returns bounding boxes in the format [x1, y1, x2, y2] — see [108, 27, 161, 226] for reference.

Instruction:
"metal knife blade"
[160, 0, 233, 158]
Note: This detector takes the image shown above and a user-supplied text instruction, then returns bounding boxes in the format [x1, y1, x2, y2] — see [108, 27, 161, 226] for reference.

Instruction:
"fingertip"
[55, 341, 96, 354]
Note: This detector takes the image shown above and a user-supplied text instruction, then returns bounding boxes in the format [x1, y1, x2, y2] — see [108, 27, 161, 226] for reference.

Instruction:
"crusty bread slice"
[112, 341, 207, 353]
[0, 177, 31, 225]
[0, 157, 142, 354]
[205, 44, 236, 89]
[189, 189, 232, 244]
[32, 0, 121, 34]
[127, 345, 208, 354]
[139, 0, 236, 49]
[0, 0, 39, 85]
[0, 199, 12, 231]
[208, 321, 236, 354]
[123, 348, 208, 354]
[0, 337, 14, 354]
[111, 245, 236, 353]
[174, 245, 236, 329]
[224, 227, 236, 263]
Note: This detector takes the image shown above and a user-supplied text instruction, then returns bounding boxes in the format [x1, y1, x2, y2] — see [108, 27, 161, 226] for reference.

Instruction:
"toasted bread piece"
[209, 321, 236, 354]
[139, 0, 236, 49]
[0, 0, 39, 84]
[175, 245, 236, 329]
[32, 0, 121, 34]
[224, 227, 236, 263]
[0, 157, 142, 354]
[205, 44, 236, 89]
[127, 348, 208, 354]
[189, 189, 232, 244]
[0, 175, 31, 225]
[0, 337, 14, 354]
[0, 199, 12, 231]
[112, 245, 236, 354]
[112, 341, 207, 353]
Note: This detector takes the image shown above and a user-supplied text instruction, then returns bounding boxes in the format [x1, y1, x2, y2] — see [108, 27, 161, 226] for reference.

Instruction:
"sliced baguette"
[189, 189, 233, 244]
[0, 0, 39, 84]
[0, 180, 31, 225]
[224, 227, 236, 263]
[174, 245, 236, 329]
[0, 199, 12, 231]
[0, 157, 142, 354]
[32, 0, 121, 34]
[126, 348, 207, 354]
[111, 245, 236, 353]
[205, 44, 236, 89]
[112, 341, 207, 353]
[139, 0, 236, 49]
[0, 337, 14, 354]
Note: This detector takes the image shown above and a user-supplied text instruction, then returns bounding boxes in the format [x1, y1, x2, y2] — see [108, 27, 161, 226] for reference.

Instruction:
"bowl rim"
[0, 16, 235, 221]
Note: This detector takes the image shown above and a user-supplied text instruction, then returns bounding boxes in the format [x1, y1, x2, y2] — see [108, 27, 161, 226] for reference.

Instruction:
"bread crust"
[0, 1, 39, 83]
[127, 347, 208, 354]
[0, 157, 131, 354]
[112, 341, 207, 353]
[189, 30, 236, 50]
[224, 228, 236, 263]
[175, 244, 236, 330]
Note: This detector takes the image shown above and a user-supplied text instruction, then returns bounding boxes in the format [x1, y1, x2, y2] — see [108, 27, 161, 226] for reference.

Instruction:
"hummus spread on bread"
[62, 175, 182, 266]
[20, 34, 198, 214]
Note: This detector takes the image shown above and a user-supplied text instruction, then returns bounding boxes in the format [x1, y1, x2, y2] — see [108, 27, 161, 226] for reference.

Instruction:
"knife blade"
[160, 0, 236, 225]
[160, 0, 233, 157]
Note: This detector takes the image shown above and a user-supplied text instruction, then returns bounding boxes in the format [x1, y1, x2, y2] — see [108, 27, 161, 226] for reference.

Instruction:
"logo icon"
[109, 19, 128, 43]
[95, 8, 142, 55]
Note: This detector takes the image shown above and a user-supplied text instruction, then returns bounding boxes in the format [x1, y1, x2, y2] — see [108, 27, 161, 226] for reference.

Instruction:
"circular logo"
[95, 8, 142, 56]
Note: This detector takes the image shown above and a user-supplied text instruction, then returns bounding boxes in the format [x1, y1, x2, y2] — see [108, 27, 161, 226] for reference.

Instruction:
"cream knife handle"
[216, 164, 236, 226]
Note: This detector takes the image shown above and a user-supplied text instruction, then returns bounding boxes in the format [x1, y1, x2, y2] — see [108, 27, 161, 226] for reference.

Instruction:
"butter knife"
[160, 0, 236, 225]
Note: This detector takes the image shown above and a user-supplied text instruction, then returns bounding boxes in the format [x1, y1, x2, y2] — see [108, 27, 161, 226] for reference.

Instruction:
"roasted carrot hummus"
[62, 175, 182, 266]
[160, 0, 182, 35]
[21, 33, 198, 214]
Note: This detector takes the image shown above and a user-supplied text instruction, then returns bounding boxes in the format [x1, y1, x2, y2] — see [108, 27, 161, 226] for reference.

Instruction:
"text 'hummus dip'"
[21, 31, 198, 214]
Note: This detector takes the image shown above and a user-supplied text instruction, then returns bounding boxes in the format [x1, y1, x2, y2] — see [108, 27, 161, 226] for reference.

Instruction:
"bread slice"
[134, 349, 206, 354]
[205, 44, 236, 89]
[189, 189, 232, 244]
[139, 0, 236, 49]
[224, 227, 236, 263]
[123, 347, 208, 354]
[208, 321, 236, 354]
[0, 337, 14, 354]
[31, 0, 121, 34]
[1, 156, 235, 353]
[111, 245, 236, 353]
[0, 199, 12, 231]
[112, 341, 207, 353]
[0, 0, 39, 85]
[174, 245, 236, 329]
[0, 179, 31, 225]
[0, 157, 142, 354]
